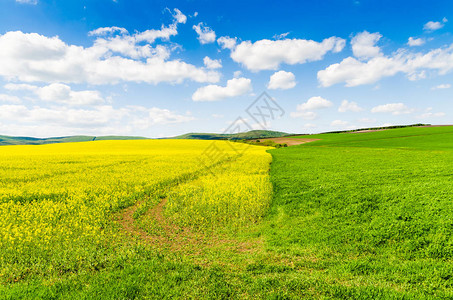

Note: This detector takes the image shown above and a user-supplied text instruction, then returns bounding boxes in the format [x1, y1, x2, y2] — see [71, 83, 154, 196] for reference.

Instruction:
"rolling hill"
[171, 130, 291, 140]
[0, 135, 148, 146]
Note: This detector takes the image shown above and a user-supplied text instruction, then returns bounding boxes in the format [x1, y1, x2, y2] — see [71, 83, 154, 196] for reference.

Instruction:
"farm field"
[265, 125, 453, 298]
[1, 126, 453, 298]
[0, 140, 273, 298]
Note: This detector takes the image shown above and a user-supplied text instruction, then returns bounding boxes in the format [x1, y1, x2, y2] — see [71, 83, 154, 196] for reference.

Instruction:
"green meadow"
[2, 126, 452, 299]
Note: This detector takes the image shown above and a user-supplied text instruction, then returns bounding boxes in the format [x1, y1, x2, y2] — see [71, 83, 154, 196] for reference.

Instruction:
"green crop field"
[264, 125, 453, 298]
[1, 126, 452, 299]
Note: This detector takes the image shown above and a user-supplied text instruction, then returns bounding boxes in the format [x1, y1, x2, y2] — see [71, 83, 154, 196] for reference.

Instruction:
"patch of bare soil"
[253, 137, 320, 146]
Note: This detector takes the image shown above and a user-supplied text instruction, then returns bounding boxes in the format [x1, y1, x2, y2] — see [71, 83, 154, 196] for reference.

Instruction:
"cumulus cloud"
[217, 36, 237, 50]
[0, 9, 213, 86]
[38, 84, 104, 106]
[371, 103, 414, 115]
[192, 77, 252, 101]
[172, 8, 187, 24]
[203, 56, 222, 69]
[338, 100, 363, 112]
[408, 37, 425, 47]
[267, 71, 296, 90]
[193, 22, 216, 44]
[89, 8, 185, 46]
[0, 31, 220, 85]
[431, 83, 451, 89]
[290, 96, 333, 119]
[0, 104, 194, 137]
[424, 18, 448, 31]
[229, 37, 345, 71]
[318, 43, 453, 87]
[351, 31, 382, 60]
[90, 20, 181, 59]
[5, 83, 106, 106]
[296, 96, 333, 111]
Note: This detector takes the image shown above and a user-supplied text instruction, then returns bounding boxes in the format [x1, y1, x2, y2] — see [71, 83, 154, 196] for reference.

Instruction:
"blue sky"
[0, 0, 452, 137]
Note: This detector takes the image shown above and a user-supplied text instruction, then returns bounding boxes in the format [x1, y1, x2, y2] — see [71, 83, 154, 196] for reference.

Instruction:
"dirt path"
[118, 198, 170, 244]
[116, 197, 262, 261]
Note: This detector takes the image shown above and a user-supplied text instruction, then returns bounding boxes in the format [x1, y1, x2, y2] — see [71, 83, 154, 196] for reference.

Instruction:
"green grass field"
[264, 126, 453, 298]
[1, 126, 452, 299]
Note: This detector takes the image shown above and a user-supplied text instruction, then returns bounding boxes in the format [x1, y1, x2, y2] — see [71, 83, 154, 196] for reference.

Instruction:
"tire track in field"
[116, 153, 263, 258]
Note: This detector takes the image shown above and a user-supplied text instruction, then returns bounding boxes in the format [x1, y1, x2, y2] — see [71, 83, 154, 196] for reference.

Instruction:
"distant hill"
[171, 130, 291, 140]
[0, 135, 148, 146]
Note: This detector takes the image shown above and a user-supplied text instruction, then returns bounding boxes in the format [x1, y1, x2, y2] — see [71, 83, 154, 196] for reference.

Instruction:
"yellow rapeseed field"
[0, 140, 272, 281]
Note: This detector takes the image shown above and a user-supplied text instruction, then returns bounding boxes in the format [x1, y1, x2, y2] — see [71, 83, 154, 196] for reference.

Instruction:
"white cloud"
[134, 27, 178, 44]
[407, 70, 426, 81]
[230, 36, 345, 71]
[192, 77, 252, 101]
[303, 123, 316, 128]
[203, 56, 222, 69]
[338, 100, 363, 112]
[290, 96, 332, 119]
[233, 71, 242, 78]
[90, 22, 182, 60]
[408, 37, 425, 47]
[0, 31, 220, 85]
[431, 83, 451, 89]
[38, 83, 104, 106]
[0, 94, 21, 103]
[296, 96, 333, 111]
[0, 104, 194, 137]
[273, 32, 290, 40]
[172, 8, 187, 24]
[371, 103, 414, 115]
[193, 22, 216, 44]
[351, 31, 382, 60]
[267, 71, 296, 90]
[5, 83, 105, 106]
[89, 27, 129, 36]
[90, 8, 185, 45]
[424, 18, 447, 31]
[15, 0, 38, 4]
[217, 36, 237, 50]
[331, 120, 349, 126]
[318, 44, 453, 87]
[93, 35, 172, 59]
